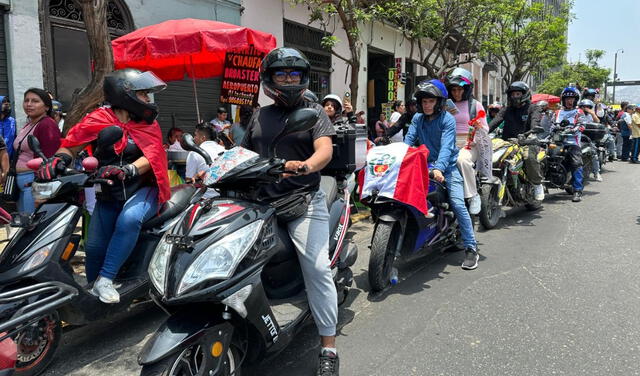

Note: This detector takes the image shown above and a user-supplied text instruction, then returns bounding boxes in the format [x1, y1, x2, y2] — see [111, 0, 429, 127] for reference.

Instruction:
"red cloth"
[62, 107, 170, 203]
[394, 145, 430, 214]
[32, 117, 61, 157]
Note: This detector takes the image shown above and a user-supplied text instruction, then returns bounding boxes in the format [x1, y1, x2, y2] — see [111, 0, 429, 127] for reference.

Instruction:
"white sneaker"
[90, 276, 120, 304]
[594, 173, 603, 182]
[468, 194, 481, 215]
[533, 184, 545, 201]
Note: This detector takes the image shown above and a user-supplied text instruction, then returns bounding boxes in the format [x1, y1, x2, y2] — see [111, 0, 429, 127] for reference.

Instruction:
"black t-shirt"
[241, 103, 336, 199]
[94, 136, 148, 202]
[489, 103, 541, 140]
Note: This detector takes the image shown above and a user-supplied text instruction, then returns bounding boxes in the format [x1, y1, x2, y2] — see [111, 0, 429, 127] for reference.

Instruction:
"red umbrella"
[112, 18, 277, 121]
[532, 93, 561, 104]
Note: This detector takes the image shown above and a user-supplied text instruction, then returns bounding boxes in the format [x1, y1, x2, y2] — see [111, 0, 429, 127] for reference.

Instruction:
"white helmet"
[321, 94, 343, 114]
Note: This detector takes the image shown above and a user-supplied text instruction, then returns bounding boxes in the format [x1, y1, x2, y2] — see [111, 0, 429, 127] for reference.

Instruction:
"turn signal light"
[211, 341, 224, 357]
[548, 143, 557, 149]
[61, 242, 75, 261]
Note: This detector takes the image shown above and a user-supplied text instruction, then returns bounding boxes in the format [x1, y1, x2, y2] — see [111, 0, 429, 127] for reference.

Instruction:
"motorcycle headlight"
[18, 206, 77, 273]
[149, 237, 172, 296]
[31, 181, 62, 201]
[177, 220, 263, 295]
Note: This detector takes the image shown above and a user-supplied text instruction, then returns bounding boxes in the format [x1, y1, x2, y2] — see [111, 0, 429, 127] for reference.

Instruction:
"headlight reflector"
[177, 220, 263, 295]
[149, 237, 172, 295]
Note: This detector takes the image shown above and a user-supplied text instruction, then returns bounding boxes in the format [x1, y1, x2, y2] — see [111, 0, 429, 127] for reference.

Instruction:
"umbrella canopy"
[532, 93, 561, 105]
[112, 18, 277, 81]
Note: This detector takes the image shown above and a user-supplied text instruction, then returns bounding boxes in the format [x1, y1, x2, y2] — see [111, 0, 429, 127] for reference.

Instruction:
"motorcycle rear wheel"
[368, 221, 400, 292]
[478, 184, 501, 230]
[140, 342, 242, 376]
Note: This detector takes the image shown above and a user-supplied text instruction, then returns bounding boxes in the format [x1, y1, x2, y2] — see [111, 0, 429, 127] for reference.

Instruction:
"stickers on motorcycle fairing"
[204, 146, 260, 185]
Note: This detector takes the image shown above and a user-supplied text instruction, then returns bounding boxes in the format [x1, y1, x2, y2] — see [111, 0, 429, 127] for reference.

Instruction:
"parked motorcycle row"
[0, 106, 616, 375]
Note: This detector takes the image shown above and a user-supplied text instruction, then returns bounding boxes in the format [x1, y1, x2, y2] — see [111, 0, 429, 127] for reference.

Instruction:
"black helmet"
[103, 68, 166, 124]
[582, 88, 597, 100]
[506, 81, 531, 108]
[445, 67, 474, 101]
[413, 79, 448, 114]
[260, 47, 310, 108]
[303, 89, 318, 103]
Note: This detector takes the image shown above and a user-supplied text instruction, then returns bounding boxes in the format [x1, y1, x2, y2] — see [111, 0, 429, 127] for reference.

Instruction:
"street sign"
[606, 80, 640, 86]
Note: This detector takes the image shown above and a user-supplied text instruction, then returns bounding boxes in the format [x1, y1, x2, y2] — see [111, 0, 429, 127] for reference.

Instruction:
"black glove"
[97, 164, 138, 181]
[36, 153, 72, 181]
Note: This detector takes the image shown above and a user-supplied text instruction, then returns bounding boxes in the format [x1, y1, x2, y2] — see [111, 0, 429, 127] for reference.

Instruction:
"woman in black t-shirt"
[242, 47, 340, 376]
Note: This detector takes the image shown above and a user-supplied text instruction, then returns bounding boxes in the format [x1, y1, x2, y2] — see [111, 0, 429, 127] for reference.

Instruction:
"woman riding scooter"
[36, 68, 170, 303]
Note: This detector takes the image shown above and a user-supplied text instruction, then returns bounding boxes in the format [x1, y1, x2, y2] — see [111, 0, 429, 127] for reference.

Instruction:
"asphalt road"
[42, 160, 640, 376]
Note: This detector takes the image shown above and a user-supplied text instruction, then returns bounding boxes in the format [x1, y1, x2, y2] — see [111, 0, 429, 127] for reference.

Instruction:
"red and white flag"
[359, 143, 430, 215]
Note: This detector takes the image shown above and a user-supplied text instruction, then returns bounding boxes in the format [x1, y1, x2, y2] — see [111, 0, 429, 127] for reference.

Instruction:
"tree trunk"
[63, 0, 114, 134]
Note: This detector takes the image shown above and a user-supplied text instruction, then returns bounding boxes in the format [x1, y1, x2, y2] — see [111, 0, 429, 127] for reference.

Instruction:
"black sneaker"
[317, 350, 339, 376]
[461, 248, 479, 270]
[572, 191, 582, 202]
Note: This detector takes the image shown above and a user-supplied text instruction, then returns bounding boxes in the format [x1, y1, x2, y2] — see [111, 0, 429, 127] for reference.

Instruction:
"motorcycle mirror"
[95, 126, 123, 156]
[181, 133, 213, 165]
[27, 135, 47, 160]
[269, 107, 319, 157]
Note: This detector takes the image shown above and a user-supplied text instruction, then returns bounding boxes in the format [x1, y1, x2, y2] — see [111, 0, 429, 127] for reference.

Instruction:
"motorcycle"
[138, 107, 358, 375]
[582, 122, 612, 169]
[361, 144, 461, 292]
[538, 121, 591, 194]
[477, 127, 546, 230]
[0, 127, 202, 376]
[0, 282, 77, 376]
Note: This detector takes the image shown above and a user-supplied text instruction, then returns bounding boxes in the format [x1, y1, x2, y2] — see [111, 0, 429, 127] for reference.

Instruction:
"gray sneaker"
[461, 248, 479, 270]
[90, 276, 120, 304]
[468, 194, 481, 215]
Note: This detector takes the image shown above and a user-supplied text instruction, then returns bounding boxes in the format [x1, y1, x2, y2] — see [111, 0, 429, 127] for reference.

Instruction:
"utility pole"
[613, 49, 624, 104]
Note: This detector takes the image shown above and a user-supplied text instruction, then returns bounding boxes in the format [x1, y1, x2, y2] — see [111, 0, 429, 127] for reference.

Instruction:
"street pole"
[613, 48, 624, 104]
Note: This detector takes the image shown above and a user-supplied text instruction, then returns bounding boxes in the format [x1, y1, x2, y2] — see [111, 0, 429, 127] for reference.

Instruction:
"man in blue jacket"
[404, 79, 479, 270]
[0, 96, 15, 158]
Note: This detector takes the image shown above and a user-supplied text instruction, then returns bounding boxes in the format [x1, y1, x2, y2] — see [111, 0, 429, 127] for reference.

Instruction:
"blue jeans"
[16, 171, 35, 214]
[445, 168, 477, 250]
[632, 138, 640, 162]
[572, 168, 584, 192]
[85, 186, 158, 282]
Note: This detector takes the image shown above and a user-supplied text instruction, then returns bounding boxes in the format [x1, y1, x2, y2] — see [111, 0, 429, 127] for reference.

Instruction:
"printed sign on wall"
[220, 46, 265, 107]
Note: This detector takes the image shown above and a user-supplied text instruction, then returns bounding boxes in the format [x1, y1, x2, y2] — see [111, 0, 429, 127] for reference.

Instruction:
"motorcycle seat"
[320, 176, 338, 209]
[142, 184, 196, 229]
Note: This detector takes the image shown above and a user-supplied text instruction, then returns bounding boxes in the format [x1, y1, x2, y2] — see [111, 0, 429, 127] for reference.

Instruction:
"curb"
[350, 210, 371, 224]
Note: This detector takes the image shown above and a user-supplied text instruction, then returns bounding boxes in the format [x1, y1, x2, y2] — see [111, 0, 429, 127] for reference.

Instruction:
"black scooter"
[138, 108, 358, 375]
[0, 127, 201, 376]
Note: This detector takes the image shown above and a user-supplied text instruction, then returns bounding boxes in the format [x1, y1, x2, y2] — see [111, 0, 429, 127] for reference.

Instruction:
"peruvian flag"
[359, 143, 430, 215]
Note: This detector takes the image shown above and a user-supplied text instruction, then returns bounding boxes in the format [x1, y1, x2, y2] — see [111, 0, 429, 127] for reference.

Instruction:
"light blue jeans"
[16, 171, 35, 214]
[85, 186, 158, 282]
[444, 168, 477, 250]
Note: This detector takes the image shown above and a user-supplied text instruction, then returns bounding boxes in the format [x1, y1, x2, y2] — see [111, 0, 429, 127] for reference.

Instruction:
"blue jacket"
[0, 96, 15, 158]
[404, 110, 458, 173]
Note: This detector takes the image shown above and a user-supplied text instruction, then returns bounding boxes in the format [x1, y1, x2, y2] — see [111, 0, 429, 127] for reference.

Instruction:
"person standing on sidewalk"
[630, 105, 640, 163]
[618, 104, 633, 161]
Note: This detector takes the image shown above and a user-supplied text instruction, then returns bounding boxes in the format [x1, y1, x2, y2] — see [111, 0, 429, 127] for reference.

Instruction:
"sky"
[567, 0, 640, 82]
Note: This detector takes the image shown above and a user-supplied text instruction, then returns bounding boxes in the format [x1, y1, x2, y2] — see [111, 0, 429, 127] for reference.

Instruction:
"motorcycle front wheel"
[14, 312, 61, 376]
[368, 221, 400, 292]
[140, 342, 243, 376]
[478, 184, 501, 230]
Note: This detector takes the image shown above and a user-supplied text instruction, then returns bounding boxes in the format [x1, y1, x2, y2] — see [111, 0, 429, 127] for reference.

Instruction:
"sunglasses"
[272, 71, 303, 81]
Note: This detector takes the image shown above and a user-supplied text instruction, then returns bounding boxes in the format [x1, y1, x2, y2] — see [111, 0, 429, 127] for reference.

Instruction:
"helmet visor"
[126, 71, 167, 94]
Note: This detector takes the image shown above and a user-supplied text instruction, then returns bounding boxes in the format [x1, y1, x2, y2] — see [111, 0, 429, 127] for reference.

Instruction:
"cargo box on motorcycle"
[582, 122, 606, 142]
[322, 122, 357, 176]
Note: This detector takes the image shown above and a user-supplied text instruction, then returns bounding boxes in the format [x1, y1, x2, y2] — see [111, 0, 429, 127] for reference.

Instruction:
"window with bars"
[283, 20, 332, 100]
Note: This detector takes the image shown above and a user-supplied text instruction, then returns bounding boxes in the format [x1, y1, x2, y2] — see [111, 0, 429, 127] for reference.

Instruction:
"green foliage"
[537, 61, 610, 96]
[484, 0, 571, 86]
[585, 49, 605, 67]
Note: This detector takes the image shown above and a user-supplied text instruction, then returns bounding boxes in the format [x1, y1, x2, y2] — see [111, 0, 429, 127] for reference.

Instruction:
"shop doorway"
[366, 49, 394, 140]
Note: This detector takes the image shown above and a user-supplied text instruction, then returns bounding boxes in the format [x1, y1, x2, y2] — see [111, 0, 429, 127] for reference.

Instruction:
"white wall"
[6, 0, 44, 125]
[126, 0, 242, 28]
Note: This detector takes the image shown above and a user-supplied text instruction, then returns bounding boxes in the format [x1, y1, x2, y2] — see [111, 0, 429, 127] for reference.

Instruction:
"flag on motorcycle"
[359, 143, 430, 215]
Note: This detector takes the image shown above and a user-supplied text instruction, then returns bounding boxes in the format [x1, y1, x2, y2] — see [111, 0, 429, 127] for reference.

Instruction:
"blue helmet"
[413, 79, 448, 114]
[582, 88, 597, 100]
[561, 87, 580, 109]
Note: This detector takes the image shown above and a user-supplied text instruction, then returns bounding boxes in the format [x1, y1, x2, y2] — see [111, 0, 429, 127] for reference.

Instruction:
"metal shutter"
[154, 77, 222, 139]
